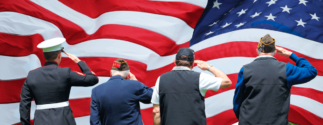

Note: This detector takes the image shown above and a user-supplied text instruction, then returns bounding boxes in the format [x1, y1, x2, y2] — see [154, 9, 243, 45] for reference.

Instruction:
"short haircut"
[175, 55, 193, 67]
[43, 50, 60, 61]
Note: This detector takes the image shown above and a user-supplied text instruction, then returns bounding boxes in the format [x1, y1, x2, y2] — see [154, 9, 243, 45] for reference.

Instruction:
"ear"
[110, 70, 112, 77]
[174, 59, 176, 65]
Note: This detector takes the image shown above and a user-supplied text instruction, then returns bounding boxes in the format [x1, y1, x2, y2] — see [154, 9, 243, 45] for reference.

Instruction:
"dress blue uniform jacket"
[90, 75, 153, 125]
[233, 53, 318, 118]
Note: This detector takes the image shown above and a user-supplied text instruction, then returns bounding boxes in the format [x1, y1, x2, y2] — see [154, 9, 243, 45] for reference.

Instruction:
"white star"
[265, 13, 277, 21]
[281, 5, 292, 14]
[209, 20, 219, 26]
[213, 0, 222, 9]
[295, 19, 306, 27]
[310, 13, 320, 21]
[205, 31, 214, 36]
[221, 22, 232, 28]
[235, 22, 246, 28]
[266, 0, 277, 7]
[237, 9, 248, 17]
[254, 0, 257, 3]
[251, 12, 262, 18]
[299, 0, 308, 6]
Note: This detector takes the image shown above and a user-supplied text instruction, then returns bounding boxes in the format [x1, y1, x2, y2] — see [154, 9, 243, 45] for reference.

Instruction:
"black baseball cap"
[176, 48, 194, 61]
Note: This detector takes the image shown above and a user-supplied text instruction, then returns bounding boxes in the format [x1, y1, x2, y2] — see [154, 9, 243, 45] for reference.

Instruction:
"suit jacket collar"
[110, 75, 124, 80]
[44, 61, 58, 66]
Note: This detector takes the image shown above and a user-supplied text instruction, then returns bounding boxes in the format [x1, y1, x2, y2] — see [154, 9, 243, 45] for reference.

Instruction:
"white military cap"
[37, 38, 66, 52]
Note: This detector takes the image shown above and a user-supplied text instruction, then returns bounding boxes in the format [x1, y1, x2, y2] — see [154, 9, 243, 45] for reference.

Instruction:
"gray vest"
[159, 70, 206, 125]
[239, 57, 289, 125]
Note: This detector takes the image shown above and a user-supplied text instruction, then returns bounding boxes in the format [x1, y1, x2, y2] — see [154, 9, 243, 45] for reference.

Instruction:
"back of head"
[111, 58, 130, 78]
[43, 51, 61, 61]
[258, 34, 276, 54]
[175, 48, 195, 67]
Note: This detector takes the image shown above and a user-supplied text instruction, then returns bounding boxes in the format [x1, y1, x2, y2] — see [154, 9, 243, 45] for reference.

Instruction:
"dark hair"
[43, 51, 60, 61]
[175, 55, 193, 67]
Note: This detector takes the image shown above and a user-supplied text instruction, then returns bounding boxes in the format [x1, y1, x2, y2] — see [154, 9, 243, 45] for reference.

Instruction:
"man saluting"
[19, 38, 99, 125]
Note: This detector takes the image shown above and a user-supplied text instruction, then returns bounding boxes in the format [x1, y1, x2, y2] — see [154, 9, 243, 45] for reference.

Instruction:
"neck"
[259, 53, 273, 56]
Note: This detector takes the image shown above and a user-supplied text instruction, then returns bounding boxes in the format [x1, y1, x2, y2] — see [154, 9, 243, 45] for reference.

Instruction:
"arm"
[65, 53, 98, 86]
[276, 47, 317, 87]
[286, 53, 318, 87]
[90, 90, 101, 125]
[153, 104, 161, 125]
[136, 82, 153, 104]
[19, 81, 33, 125]
[195, 60, 232, 88]
[233, 68, 245, 119]
[151, 77, 161, 125]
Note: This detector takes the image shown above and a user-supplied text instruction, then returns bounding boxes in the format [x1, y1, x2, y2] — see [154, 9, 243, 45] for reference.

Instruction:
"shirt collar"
[172, 66, 191, 71]
[110, 75, 124, 80]
[256, 55, 275, 59]
[44, 61, 58, 66]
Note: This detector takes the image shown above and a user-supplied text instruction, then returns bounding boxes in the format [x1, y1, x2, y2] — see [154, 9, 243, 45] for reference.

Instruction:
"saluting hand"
[127, 72, 137, 80]
[65, 52, 81, 63]
[276, 46, 292, 57]
[194, 60, 209, 71]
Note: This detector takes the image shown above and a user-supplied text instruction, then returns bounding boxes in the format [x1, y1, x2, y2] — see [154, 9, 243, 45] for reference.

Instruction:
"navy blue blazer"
[90, 75, 153, 125]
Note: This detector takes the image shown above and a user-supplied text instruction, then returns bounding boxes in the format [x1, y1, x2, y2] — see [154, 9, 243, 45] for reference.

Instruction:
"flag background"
[0, 0, 322, 125]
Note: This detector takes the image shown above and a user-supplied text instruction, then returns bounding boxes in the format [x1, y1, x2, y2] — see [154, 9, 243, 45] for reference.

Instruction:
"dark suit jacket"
[20, 61, 98, 125]
[90, 75, 153, 125]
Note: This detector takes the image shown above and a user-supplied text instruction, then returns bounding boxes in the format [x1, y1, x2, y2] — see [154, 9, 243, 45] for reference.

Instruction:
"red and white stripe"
[0, 0, 322, 125]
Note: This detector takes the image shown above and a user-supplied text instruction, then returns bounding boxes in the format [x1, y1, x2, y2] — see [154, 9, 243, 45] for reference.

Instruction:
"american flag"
[0, 0, 322, 125]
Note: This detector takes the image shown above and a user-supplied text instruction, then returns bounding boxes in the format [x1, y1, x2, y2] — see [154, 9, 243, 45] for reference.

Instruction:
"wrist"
[207, 65, 213, 71]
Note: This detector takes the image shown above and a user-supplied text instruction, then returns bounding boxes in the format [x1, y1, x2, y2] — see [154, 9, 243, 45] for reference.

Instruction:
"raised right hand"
[276, 46, 292, 57]
[65, 52, 81, 63]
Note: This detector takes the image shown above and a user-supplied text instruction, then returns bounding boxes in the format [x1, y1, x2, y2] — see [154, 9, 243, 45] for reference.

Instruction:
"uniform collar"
[110, 75, 124, 80]
[172, 66, 191, 71]
[44, 61, 58, 66]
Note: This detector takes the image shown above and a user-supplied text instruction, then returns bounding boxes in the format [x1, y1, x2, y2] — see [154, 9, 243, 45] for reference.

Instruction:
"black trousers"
[34, 106, 76, 125]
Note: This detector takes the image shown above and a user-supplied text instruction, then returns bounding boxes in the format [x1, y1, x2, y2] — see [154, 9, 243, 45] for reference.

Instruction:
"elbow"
[221, 79, 232, 89]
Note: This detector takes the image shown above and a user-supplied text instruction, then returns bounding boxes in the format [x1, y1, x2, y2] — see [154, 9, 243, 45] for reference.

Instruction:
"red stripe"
[140, 107, 154, 125]
[0, 79, 25, 103]
[291, 87, 323, 104]
[289, 105, 323, 125]
[58, 0, 204, 28]
[195, 41, 323, 75]
[207, 109, 238, 125]
[204, 74, 238, 98]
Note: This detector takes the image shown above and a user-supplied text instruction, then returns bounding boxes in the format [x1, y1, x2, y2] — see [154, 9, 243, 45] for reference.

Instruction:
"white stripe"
[294, 76, 323, 92]
[205, 90, 235, 117]
[149, 0, 207, 8]
[62, 39, 175, 70]
[0, 12, 63, 39]
[191, 28, 323, 60]
[31, 0, 193, 44]
[291, 95, 323, 118]
[75, 116, 90, 125]
[0, 54, 41, 80]
[192, 57, 255, 75]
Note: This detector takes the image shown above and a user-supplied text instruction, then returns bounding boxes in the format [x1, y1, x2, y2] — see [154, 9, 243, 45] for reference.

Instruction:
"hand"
[65, 53, 81, 63]
[127, 72, 137, 80]
[276, 46, 292, 57]
[194, 60, 210, 71]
